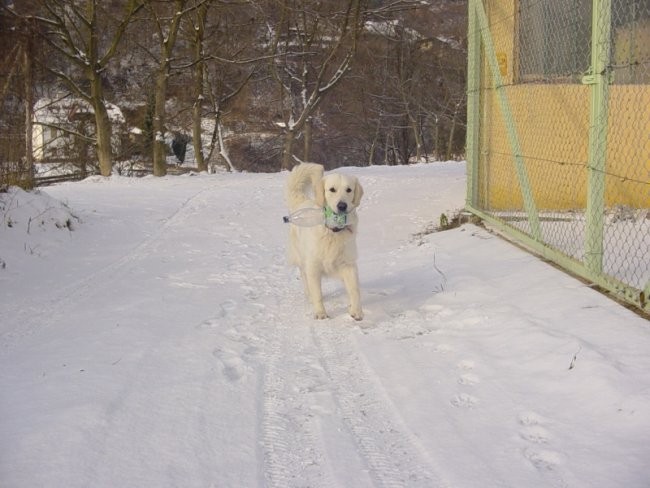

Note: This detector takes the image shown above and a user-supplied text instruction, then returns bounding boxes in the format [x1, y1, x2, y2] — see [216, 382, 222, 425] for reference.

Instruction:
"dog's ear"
[315, 178, 326, 207]
[352, 179, 364, 207]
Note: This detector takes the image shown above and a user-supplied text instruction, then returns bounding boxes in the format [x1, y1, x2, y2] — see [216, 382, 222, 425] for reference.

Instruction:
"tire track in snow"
[250, 167, 447, 486]
[220, 180, 339, 487]
[257, 308, 338, 488]
[313, 323, 449, 488]
[0, 180, 221, 352]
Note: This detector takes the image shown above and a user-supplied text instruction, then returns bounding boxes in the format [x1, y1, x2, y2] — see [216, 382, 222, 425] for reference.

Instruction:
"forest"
[0, 0, 467, 184]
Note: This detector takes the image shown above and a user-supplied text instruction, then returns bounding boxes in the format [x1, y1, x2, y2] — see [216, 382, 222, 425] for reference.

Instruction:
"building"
[465, 0, 650, 313]
[32, 96, 125, 162]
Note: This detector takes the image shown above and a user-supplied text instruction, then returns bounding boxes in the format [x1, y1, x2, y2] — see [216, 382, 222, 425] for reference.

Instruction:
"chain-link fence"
[466, 0, 650, 314]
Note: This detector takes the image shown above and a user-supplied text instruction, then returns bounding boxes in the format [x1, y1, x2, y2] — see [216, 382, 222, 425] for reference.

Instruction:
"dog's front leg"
[305, 264, 328, 319]
[340, 265, 363, 321]
[299, 268, 310, 299]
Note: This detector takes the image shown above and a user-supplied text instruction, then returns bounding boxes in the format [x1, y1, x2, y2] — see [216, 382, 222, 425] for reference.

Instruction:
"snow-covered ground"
[1, 162, 649, 488]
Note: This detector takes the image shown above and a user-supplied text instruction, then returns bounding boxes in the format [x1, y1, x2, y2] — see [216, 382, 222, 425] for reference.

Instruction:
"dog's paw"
[349, 308, 364, 321]
[314, 311, 329, 320]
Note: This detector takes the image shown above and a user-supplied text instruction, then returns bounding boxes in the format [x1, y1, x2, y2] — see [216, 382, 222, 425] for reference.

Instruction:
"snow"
[435, 35, 463, 50]
[34, 96, 125, 125]
[364, 20, 421, 42]
[1, 162, 649, 488]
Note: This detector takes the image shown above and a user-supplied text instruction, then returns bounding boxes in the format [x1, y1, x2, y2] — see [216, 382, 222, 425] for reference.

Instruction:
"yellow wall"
[480, 0, 650, 211]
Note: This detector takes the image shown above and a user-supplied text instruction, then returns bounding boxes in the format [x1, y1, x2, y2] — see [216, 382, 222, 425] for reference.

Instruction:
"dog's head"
[315, 172, 363, 214]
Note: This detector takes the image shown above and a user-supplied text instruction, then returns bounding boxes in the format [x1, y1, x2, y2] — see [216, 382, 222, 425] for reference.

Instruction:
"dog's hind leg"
[340, 265, 363, 321]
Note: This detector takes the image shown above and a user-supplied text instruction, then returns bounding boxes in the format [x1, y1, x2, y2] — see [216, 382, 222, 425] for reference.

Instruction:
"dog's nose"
[337, 201, 348, 213]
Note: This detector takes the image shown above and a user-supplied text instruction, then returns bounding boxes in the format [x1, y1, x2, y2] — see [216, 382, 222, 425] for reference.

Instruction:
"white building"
[32, 96, 125, 162]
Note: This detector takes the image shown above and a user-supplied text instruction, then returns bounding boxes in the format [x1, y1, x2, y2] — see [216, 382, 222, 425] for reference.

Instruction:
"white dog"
[285, 163, 364, 320]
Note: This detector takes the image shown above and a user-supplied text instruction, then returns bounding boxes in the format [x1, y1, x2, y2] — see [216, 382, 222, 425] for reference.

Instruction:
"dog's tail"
[285, 162, 324, 211]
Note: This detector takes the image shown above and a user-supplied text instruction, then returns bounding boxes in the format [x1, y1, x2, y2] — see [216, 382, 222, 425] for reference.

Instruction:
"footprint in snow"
[450, 393, 478, 408]
[451, 359, 480, 408]
[457, 359, 475, 370]
[433, 343, 455, 354]
[457, 373, 480, 386]
[518, 412, 562, 474]
[197, 318, 219, 330]
[520, 425, 551, 444]
[212, 347, 247, 382]
[518, 411, 545, 426]
[196, 300, 239, 329]
[518, 412, 552, 443]
[523, 448, 563, 472]
[456, 360, 480, 386]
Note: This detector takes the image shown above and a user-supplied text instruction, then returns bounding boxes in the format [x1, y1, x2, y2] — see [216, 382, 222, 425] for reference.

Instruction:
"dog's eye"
[346, 188, 352, 193]
[329, 187, 336, 193]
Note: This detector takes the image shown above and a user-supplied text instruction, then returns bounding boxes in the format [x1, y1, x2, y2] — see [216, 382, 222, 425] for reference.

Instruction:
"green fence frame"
[465, 0, 650, 315]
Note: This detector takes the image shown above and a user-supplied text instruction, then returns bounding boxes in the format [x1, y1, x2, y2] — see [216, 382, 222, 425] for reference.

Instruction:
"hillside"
[1, 1, 468, 179]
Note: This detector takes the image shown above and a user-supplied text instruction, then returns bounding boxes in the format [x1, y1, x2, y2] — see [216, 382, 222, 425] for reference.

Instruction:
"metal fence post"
[471, 0, 542, 241]
[465, 0, 649, 315]
[583, 0, 612, 274]
[465, 0, 480, 209]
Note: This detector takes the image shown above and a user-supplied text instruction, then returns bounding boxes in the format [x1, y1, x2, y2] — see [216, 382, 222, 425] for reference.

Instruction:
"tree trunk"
[90, 75, 113, 177]
[282, 129, 296, 170]
[217, 121, 235, 172]
[76, 120, 89, 178]
[303, 117, 312, 162]
[399, 122, 410, 165]
[192, 3, 207, 172]
[152, 68, 168, 176]
[205, 110, 220, 172]
[87, 0, 113, 177]
[192, 91, 206, 172]
[384, 132, 390, 165]
[368, 137, 376, 167]
[446, 111, 457, 161]
[432, 116, 440, 161]
[152, 2, 185, 177]
[23, 40, 34, 188]
[410, 114, 423, 163]
[95, 106, 113, 176]
[368, 119, 382, 166]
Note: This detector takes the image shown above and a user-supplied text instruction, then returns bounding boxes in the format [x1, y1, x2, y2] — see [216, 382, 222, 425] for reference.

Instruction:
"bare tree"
[23, 29, 34, 185]
[187, 0, 260, 172]
[3, 0, 466, 183]
[189, 1, 209, 172]
[146, 0, 189, 176]
[340, 2, 466, 165]
[9, 0, 144, 176]
[260, 0, 366, 169]
[0, 11, 39, 188]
